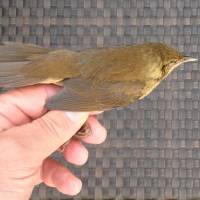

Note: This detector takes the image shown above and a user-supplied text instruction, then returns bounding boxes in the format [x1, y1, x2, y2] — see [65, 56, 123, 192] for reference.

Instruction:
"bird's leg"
[58, 122, 92, 152]
[74, 122, 92, 139]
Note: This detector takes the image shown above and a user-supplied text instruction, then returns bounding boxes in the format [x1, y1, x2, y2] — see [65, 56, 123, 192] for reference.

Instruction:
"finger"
[42, 158, 82, 195]
[63, 139, 88, 166]
[81, 116, 107, 144]
[2, 111, 89, 163]
[0, 84, 60, 130]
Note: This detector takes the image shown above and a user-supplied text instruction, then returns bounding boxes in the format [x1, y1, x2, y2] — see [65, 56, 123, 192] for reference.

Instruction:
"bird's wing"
[46, 78, 144, 111]
[0, 42, 78, 88]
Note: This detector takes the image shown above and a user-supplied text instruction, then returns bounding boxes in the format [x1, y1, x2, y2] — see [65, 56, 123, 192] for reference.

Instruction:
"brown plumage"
[0, 42, 197, 112]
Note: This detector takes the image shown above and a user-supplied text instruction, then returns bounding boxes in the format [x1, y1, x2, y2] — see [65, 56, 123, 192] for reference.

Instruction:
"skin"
[0, 84, 107, 200]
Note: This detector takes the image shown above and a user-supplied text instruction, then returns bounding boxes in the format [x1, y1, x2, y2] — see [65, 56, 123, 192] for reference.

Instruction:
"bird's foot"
[58, 122, 91, 152]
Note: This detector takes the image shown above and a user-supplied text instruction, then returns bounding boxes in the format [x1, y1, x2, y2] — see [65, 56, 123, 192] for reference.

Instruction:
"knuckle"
[36, 113, 70, 139]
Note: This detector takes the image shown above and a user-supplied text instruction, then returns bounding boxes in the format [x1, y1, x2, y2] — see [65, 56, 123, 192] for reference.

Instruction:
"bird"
[0, 41, 197, 138]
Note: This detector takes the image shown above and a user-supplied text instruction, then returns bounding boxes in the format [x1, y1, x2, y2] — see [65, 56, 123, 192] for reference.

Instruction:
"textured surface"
[0, 0, 200, 199]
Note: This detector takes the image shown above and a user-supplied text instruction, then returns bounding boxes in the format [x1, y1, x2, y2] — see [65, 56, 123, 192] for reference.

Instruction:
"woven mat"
[0, 0, 200, 199]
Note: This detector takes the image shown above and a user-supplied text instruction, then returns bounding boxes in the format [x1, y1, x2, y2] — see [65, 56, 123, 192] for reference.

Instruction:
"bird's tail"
[0, 42, 49, 88]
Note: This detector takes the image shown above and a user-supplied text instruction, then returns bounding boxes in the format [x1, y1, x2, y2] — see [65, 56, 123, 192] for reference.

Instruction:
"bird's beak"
[182, 56, 198, 63]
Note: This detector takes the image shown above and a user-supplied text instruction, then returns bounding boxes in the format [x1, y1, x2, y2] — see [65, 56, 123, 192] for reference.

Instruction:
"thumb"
[2, 111, 88, 162]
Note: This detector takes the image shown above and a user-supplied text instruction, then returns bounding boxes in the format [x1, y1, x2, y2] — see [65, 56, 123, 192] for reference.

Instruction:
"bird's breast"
[139, 79, 161, 99]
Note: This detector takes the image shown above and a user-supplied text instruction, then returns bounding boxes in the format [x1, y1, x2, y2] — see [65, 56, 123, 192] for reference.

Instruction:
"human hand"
[0, 85, 107, 200]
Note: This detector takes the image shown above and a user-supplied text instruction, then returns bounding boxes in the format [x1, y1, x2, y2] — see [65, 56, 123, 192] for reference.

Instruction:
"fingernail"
[65, 112, 88, 123]
[71, 178, 82, 195]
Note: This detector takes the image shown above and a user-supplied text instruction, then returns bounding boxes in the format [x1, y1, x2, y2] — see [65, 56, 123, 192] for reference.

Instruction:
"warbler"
[0, 42, 197, 138]
[0, 42, 197, 111]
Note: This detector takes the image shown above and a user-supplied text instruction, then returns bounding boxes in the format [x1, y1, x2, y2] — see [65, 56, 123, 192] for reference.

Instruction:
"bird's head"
[154, 43, 198, 77]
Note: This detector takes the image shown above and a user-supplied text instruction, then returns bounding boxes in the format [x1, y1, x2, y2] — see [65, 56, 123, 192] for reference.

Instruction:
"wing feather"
[46, 78, 144, 111]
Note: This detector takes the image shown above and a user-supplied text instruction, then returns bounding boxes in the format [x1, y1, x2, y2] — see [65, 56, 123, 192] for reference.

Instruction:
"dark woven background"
[0, 0, 200, 199]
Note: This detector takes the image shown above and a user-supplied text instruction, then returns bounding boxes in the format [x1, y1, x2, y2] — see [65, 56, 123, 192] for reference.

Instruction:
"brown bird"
[0, 42, 197, 138]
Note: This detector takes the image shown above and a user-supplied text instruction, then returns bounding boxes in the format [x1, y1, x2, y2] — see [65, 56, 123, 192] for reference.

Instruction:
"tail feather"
[0, 42, 49, 62]
[0, 62, 40, 88]
[0, 42, 50, 88]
